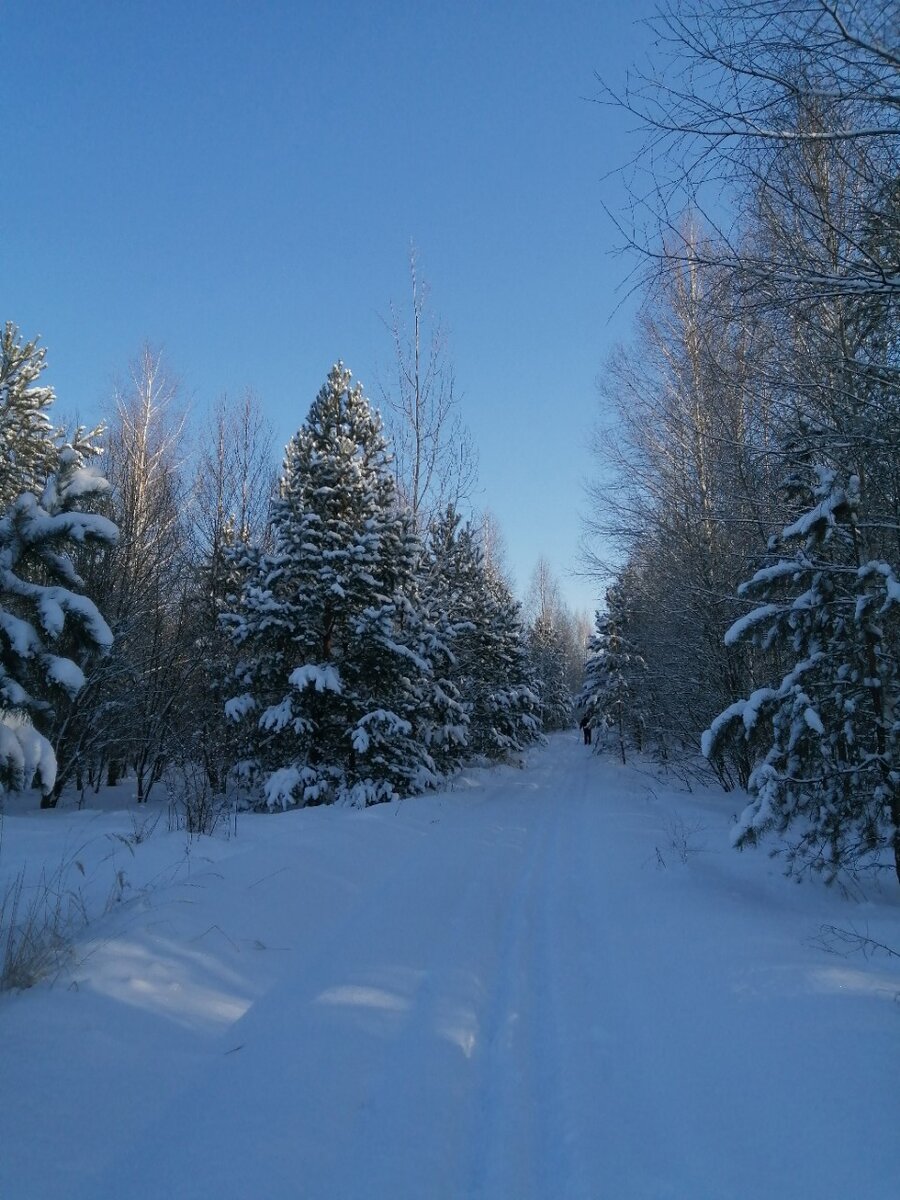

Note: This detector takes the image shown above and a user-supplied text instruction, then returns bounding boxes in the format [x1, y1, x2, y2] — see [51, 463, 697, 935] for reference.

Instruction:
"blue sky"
[3, 0, 653, 613]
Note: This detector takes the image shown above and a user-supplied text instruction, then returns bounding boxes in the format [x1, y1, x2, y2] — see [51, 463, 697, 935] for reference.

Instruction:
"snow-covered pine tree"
[425, 508, 540, 760]
[577, 612, 607, 734]
[522, 558, 574, 733]
[0, 336, 117, 804]
[577, 585, 647, 762]
[223, 363, 465, 808]
[703, 461, 900, 884]
[179, 517, 251, 793]
[527, 612, 573, 733]
[183, 393, 276, 794]
[0, 324, 59, 509]
[483, 567, 543, 755]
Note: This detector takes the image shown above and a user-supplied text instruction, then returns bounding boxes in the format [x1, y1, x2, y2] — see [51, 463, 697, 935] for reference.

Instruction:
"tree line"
[582, 0, 900, 884]
[1, 273, 586, 813]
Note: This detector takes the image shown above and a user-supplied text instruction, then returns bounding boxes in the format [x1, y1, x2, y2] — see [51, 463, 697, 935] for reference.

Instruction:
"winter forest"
[2, 3, 900, 1198]
[580, 0, 900, 887]
[4, 0, 898, 886]
[0, 320, 588, 818]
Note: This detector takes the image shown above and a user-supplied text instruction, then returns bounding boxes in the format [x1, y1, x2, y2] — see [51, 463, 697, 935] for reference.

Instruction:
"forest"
[2, 0, 899, 897]
[1, 5, 898, 1197]
[0, 309, 587, 820]
[580, 0, 900, 885]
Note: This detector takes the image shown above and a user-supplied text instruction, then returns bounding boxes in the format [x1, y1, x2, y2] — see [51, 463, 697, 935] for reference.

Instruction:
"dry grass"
[0, 854, 88, 992]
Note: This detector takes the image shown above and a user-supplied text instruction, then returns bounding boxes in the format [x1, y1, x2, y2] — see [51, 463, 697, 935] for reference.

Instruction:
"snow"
[781, 481, 847, 542]
[288, 662, 342, 694]
[15, 491, 117, 548]
[263, 766, 304, 810]
[723, 603, 780, 647]
[224, 693, 256, 721]
[259, 697, 294, 732]
[737, 559, 798, 593]
[803, 706, 825, 735]
[857, 560, 900, 612]
[58, 466, 111, 502]
[0, 712, 56, 794]
[351, 725, 370, 753]
[1, 735, 898, 1199]
[700, 692, 772, 756]
[45, 654, 86, 695]
[0, 608, 40, 656]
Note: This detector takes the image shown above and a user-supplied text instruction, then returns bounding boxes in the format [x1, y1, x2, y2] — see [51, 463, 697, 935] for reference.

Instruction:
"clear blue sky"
[3, 0, 653, 614]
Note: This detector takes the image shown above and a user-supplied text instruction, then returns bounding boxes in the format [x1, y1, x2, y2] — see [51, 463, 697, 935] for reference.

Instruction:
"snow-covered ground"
[1, 735, 898, 1200]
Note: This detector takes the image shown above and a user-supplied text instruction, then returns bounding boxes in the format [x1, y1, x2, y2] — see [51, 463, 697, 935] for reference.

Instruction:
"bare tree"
[59, 347, 197, 802]
[599, 0, 900, 306]
[379, 245, 478, 528]
[584, 237, 778, 780]
[475, 508, 514, 589]
[191, 389, 274, 589]
[523, 556, 564, 627]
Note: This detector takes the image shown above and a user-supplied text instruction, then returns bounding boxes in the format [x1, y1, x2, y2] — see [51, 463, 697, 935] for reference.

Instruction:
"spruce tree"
[224, 364, 464, 807]
[578, 586, 647, 762]
[425, 508, 540, 760]
[577, 613, 608, 739]
[0, 324, 58, 509]
[704, 464, 900, 884]
[424, 513, 542, 758]
[0, 386, 117, 804]
[528, 612, 573, 733]
[478, 564, 542, 757]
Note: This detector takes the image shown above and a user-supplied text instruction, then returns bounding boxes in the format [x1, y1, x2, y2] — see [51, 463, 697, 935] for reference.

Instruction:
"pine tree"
[178, 518, 250, 793]
[224, 364, 465, 807]
[0, 324, 58, 509]
[577, 613, 607, 735]
[476, 563, 542, 757]
[182, 392, 276, 794]
[702, 157, 900, 884]
[425, 508, 540, 760]
[704, 463, 900, 884]
[528, 612, 573, 733]
[521, 558, 574, 734]
[578, 586, 647, 762]
[0, 423, 117, 803]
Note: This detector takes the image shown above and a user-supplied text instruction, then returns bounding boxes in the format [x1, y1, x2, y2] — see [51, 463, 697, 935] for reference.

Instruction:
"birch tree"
[380, 245, 478, 529]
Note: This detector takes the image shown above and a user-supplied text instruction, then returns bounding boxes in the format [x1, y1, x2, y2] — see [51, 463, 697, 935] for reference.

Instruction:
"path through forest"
[2, 736, 898, 1199]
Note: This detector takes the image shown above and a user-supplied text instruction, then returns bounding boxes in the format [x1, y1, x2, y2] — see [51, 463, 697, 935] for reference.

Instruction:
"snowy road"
[2, 736, 898, 1199]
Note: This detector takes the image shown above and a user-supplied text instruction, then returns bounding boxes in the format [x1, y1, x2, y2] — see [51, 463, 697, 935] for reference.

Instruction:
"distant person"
[579, 715, 592, 746]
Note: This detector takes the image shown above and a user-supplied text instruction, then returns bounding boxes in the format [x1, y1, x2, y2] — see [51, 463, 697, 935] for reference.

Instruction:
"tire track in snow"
[466, 740, 644, 1200]
[473, 743, 606, 1200]
[540, 747, 629, 1199]
[465, 773, 561, 1199]
[78, 739, 677, 1200]
[313, 814, 517, 1198]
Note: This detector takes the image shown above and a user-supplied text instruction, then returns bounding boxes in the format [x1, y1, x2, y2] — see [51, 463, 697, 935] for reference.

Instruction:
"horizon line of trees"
[1, 310, 587, 813]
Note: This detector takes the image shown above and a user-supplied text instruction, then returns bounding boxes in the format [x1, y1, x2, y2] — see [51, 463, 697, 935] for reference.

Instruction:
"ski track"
[5, 735, 899, 1200]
